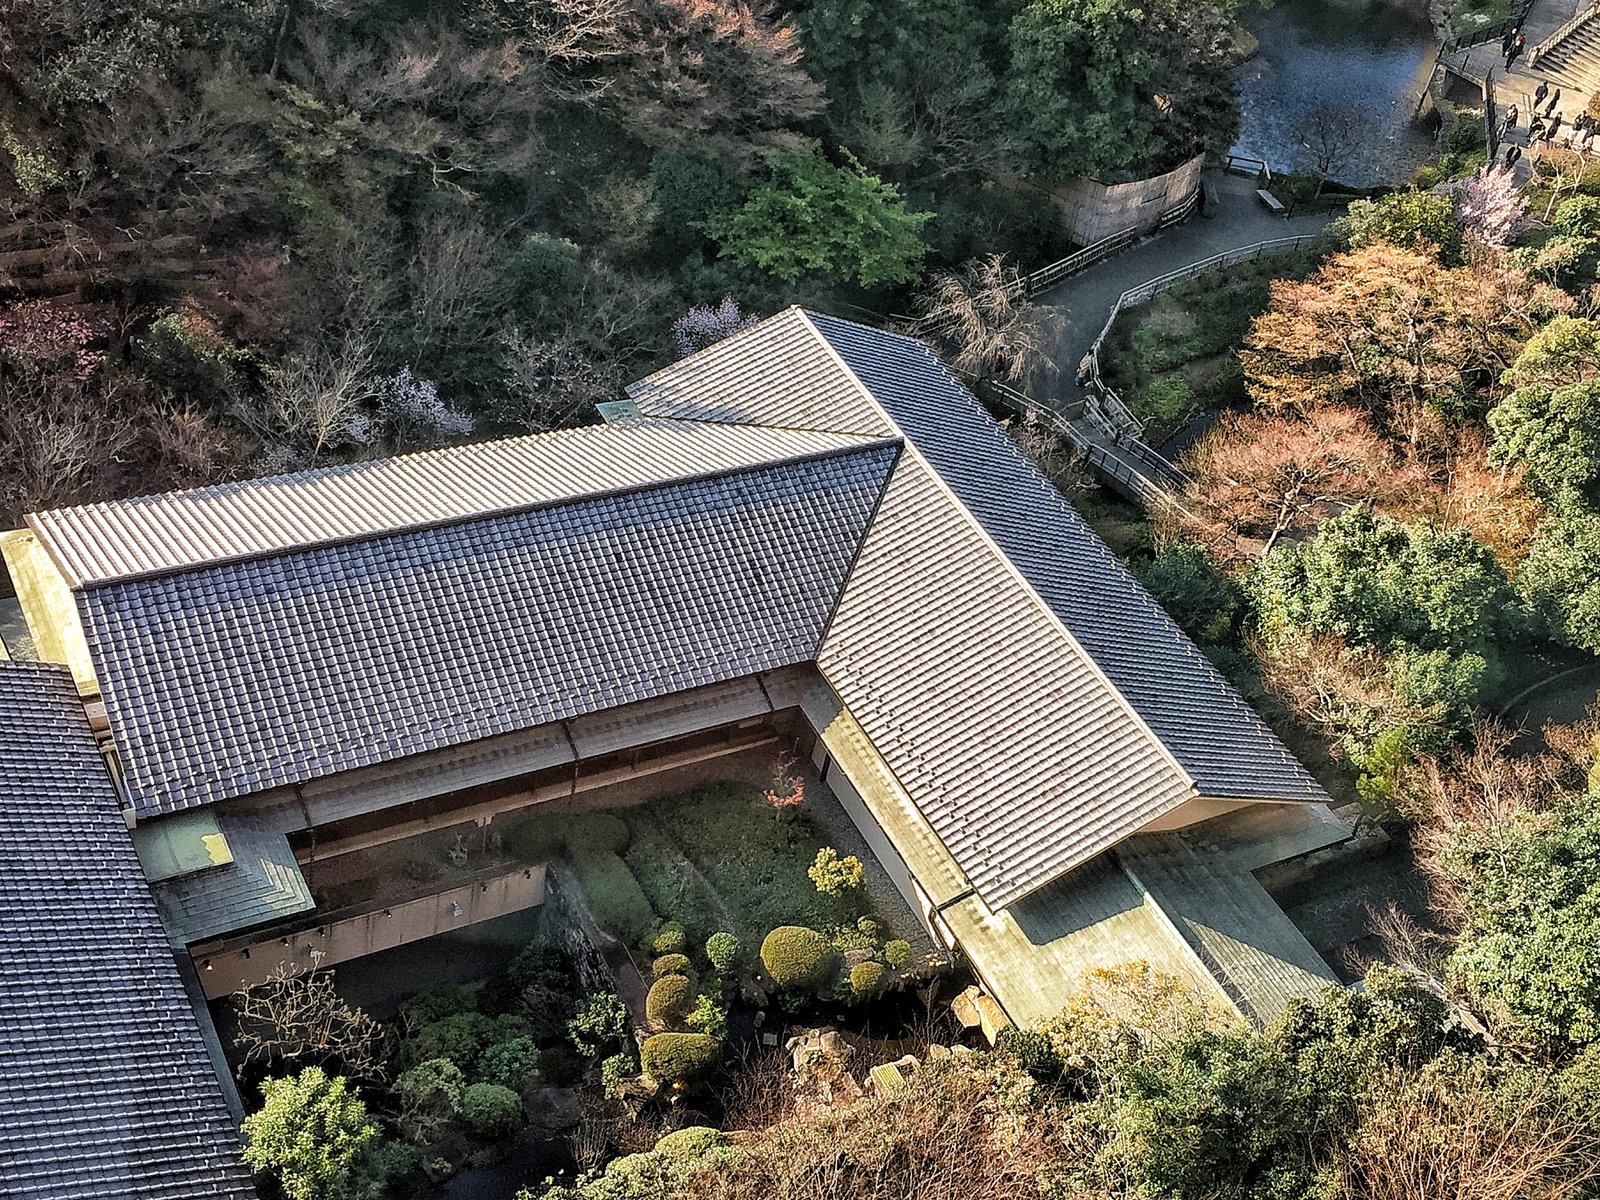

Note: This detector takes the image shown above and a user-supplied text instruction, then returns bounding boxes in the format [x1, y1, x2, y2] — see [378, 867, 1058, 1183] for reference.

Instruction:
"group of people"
[1495, 31, 1597, 167]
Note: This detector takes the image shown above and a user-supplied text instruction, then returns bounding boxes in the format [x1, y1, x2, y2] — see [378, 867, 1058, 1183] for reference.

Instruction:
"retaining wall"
[1009, 154, 1207, 245]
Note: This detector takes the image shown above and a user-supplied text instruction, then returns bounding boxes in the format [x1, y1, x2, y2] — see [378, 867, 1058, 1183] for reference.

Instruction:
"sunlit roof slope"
[631, 308, 1325, 907]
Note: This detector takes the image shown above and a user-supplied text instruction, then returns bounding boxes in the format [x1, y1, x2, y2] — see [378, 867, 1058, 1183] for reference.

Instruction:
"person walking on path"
[1502, 26, 1518, 57]
[1550, 111, 1564, 141]
[1534, 80, 1550, 108]
[1546, 87, 1563, 117]
[1505, 144, 1522, 168]
[1502, 102, 1519, 135]
[1508, 33, 1527, 68]
[1530, 116, 1547, 142]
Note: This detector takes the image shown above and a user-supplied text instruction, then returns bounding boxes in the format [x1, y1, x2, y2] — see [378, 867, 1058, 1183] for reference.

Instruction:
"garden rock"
[524, 1086, 582, 1134]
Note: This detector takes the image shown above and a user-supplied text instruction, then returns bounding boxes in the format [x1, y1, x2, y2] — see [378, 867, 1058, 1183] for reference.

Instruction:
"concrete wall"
[1011, 154, 1206, 245]
[193, 864, 545, 999]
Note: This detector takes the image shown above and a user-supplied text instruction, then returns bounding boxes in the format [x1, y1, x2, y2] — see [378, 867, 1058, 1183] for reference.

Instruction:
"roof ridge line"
[799, 312, 1204, 812]
[55, 432, 903, 592]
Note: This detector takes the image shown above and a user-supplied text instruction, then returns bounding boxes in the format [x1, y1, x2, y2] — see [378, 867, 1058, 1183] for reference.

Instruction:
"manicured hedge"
[760, 925, 834, 991]
[640, 1032, 720, 1083]
[651, 923, 687, 955]
[706, 932, 741, 973]
[652, 953, 693, 979]
[646, 974, 694, 1027]
[884, 939, 911, 969]
[574, 852, 655, 947]
[849, 961, 886, 997]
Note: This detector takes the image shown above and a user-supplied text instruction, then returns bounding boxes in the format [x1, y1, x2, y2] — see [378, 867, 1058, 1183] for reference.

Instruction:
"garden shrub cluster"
[759, 926, 836, 991]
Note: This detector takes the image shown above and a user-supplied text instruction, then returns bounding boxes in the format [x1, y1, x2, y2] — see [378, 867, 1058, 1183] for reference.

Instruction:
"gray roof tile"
[143, 808, 315, 945]
[77, 440, 896, 816]
[0, 661, 256, 1200]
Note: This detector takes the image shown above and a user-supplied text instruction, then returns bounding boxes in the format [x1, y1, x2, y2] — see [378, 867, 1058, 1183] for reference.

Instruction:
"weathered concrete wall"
[193, 864, 546, 998]
[1008, 154, 1206, 245]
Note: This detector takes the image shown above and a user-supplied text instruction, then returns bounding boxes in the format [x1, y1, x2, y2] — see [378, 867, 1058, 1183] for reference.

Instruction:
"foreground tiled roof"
[0, 661, 255, 1199]
[631, 309, 1324, 907]
[71, 433, 896, 815]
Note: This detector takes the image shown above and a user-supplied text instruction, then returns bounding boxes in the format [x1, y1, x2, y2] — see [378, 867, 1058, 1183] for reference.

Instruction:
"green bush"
[646, 974, 694, 1027]
[849, 961, 886, 997]
[760, 926, 835, 991]
[706, 931, 741, 973]
[687, 993, 728, 1039]
[996, 1026, 1065, 1081]
[884, 939, 911, 969]
[458, 1082, 523, 1139]
[640, 1032, 721, 1083]
[1136, 541, 1240, 645]
[242, 1067, 380, 1200]
[568, 992, 629, 1057]
[505, 815, 565, 863]
[409, 1012, 499, 1072]
[400, 982, 478, 1028]
[396, 1058, 465, 1143]
[653, 953, 693, 979]
[808, 847, 864, 894]
[600, 1052, 637, 1099]
[476, 1035, 541, 1091]
[567, 812, 631, 859]
[655, 1125, 727, 1162]
[1132, 373, 1191, 425]
[652, 923, 688, 955]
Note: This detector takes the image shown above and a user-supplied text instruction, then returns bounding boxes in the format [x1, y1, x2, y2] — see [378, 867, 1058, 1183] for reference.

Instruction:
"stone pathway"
[1031, 170, 1336, 400]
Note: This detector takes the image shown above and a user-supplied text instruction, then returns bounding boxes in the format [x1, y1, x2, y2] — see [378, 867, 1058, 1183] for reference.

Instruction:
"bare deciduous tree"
[1294, 102, 1363, 196]
[233, 965, 392, 1083]
[240, 334, 377, 464]
[912, 254, 1063, 388]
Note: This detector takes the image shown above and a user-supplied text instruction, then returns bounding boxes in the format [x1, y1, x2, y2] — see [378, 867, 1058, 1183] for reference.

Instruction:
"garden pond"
[1231, 0, 1440, 186]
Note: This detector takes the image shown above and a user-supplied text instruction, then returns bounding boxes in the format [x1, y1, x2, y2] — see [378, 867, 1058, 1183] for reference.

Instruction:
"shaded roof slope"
[77, 437, 896, 816]
[0, 661, 256, 1200]
[32, 419, 876, 587]
[631, 308, 1323, 907]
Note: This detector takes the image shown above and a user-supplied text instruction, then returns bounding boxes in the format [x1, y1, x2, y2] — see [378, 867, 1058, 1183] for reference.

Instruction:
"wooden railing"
[1013, 185, 1204, 298]
[1079, 234, 1320, 443]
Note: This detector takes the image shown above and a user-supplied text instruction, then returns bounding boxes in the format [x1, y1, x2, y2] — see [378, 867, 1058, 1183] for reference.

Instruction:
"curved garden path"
[1032, 170, 1336, 396]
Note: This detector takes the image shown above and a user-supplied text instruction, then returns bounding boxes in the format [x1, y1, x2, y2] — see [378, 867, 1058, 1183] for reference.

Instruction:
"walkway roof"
[0, 661, 255, 1200]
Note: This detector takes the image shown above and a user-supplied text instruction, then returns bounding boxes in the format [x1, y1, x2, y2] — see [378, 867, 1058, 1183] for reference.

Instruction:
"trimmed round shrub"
[652, 953, 693, 979]
[457, 1082, 522, 1139]
[651, 923, 687, 955]
[760, 926, 834, 991]
[476, 1035, 541, 1091]
[640, 1032, 720, 1083]
[849, 961, 886, 997]
[856, 916, 881, 941]
[655, 1125, 726, 1162]
[566, 812, 629, 858]
[884, 939, 912, 969]
[646, 974, 694, 1027]
[706, 931, 741, 974]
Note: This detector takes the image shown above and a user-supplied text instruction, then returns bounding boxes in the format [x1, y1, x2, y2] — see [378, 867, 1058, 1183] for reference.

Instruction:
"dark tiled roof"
[0, 661, 255, 1199]
[81, 442, 896, 816]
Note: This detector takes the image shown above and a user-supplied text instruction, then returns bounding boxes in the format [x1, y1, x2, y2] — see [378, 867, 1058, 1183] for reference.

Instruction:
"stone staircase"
[1533, 4, 1600, 94]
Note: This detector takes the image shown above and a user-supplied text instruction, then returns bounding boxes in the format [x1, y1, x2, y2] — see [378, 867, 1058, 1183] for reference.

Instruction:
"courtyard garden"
[229, 761, 953, 1200]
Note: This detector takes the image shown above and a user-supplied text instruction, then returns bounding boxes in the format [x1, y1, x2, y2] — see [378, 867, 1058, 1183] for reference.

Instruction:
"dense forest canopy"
[0, 0, 1245, 525]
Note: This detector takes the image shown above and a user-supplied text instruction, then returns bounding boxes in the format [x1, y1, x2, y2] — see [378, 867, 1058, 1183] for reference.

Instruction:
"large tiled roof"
[73, 435, 896, 816]
[0, 661, 256, 1200]
[31, 419, 877, 587]
[631, 309, 1324, 908]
